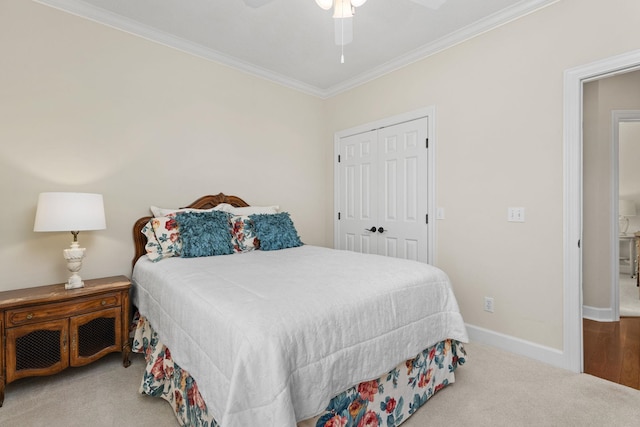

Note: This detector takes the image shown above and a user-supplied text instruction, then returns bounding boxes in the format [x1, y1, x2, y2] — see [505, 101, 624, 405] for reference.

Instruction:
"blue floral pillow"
[249, 212, 303, 251]
[175, 211, 234, 258]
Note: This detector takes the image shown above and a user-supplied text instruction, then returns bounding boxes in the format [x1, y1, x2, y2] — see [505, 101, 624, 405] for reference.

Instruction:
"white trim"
[611, 111, 620, 322]
[466, 324, 565, 369]
[582, 305, 615, 322]
[35, 0, 559, 99]
[563, 63, 584, 373]
[333, 106, 436, 266]
[564, 49, 640, 373]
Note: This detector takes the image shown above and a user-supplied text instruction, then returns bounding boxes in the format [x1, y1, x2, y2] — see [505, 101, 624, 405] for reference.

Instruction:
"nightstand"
[0, 275, 131, 406]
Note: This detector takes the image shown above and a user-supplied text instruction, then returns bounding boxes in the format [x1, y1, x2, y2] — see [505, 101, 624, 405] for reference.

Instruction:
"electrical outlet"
[484, 296, 494, 313]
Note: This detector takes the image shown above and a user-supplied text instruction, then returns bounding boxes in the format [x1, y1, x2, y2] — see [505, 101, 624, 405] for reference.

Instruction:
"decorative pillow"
[142, 215, 182, 262]
[231, 215, 260, 253]
[249, 212, 302, 251]
[176, 211, 234, 258]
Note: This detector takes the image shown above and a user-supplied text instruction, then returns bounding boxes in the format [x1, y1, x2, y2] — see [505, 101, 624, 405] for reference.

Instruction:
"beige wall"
[324, 0, 640, 350]
[583, 71, 640, 309]
[0, 0, 326, 290]
[3, 0, 640, 354]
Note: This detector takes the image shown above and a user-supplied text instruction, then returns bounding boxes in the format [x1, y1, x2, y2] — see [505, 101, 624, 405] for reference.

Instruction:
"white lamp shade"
[351, 0, 367, 7]
[315, 0, 333, 10]
[34, 192, 106, 232]
[619, 199, 637, 217]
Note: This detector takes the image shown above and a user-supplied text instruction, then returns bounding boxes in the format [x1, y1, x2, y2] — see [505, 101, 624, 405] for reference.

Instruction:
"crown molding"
[35, 0, 559, 99]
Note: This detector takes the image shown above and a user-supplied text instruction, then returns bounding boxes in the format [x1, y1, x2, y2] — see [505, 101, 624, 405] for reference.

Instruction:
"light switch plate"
[508, 207, 525, 222]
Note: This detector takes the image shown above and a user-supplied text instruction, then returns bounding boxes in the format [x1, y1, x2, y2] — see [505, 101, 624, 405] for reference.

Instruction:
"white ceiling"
[37, 0, 557, 98]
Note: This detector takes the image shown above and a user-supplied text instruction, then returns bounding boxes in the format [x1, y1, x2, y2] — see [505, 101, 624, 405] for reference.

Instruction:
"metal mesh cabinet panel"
[77, 316, 116, 358]
[15, 329, 61, 371]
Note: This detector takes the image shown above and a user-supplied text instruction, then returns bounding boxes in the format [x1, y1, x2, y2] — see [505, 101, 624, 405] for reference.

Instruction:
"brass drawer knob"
[26, 313, 33, 320]
[101, 300, 107, 306]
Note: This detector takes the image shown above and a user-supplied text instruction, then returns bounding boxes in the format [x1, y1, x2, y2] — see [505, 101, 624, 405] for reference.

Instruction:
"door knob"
[377, 227, 385, 233]
[365, 227, 377, 232]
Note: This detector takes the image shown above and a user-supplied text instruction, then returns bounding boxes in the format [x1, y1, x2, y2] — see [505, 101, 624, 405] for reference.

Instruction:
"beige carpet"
[2, 342, 640, 426]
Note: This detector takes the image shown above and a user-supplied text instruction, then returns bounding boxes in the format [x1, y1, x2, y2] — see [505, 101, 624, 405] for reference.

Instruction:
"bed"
[130, 193, 468, 427]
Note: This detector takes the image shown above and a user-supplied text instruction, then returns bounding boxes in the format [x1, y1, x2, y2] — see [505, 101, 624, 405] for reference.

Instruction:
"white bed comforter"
[132, 245, 467, 427]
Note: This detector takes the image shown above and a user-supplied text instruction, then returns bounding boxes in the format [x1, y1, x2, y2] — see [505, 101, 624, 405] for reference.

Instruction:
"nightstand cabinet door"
[70, 307, 122, 367]
[5, 319, 70, 383]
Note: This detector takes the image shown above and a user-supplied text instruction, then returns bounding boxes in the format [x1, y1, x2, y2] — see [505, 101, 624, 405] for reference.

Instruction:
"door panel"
[339, 130, 378, 254]
[6, 319, 69, 383]
[377, 118, 428, 261]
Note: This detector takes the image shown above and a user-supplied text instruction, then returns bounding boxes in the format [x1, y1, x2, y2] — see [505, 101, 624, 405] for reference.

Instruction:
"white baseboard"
[582, 305, 615, 322]
[466, 323, 566, 369]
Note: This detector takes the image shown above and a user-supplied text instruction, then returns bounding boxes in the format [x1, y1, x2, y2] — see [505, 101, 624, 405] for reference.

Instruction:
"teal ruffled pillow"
[249, 212, 303, 251]
[175, 211, 234, 257]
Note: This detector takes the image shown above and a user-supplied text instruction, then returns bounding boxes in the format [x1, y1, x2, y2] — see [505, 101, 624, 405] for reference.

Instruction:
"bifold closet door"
[376, 118, 428, 261]
[338, 117, 428, 262]
[338, 129, 378, 254]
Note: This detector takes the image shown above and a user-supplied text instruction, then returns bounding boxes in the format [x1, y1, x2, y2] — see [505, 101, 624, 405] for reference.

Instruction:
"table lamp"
[34, 192, 106, 289]
[619, 199, 637, 236]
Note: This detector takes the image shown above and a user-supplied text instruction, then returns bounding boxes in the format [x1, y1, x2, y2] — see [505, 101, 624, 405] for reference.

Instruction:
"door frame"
[564, 49, 640, 373]
[333, 106, 437, 265]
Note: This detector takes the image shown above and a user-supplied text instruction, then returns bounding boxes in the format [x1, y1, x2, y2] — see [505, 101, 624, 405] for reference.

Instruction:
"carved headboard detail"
[131, 193, 250, 269]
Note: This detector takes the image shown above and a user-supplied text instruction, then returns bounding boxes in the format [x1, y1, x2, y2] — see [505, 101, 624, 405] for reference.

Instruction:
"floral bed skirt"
[132, 314, 466, 427]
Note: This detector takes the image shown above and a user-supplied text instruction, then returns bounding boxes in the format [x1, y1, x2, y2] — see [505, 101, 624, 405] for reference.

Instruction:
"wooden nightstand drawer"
[5, 293, 121, 327]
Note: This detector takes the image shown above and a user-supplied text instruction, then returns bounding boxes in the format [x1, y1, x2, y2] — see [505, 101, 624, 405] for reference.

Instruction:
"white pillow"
[149, 204, 228, 217]
[228, 205, 279, 215]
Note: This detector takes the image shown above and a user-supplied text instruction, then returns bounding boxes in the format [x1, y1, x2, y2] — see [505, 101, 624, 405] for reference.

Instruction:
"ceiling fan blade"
[242, 0, 274, 8]
[408, 0, 448, 10]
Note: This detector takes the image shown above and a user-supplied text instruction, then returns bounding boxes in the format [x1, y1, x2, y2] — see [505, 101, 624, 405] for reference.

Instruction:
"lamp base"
[620, 216, 630, 236]
[63, 241, 86, 290]
[65, 273, 84, 290]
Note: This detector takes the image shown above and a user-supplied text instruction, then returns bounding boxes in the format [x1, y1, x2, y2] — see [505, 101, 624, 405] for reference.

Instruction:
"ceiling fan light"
[315, 0, 333, 10]
[350, 0, 367, 7]
[332, 0, 353, 18]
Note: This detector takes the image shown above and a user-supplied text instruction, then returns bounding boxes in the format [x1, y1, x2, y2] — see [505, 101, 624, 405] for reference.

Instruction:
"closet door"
[376, 118, 428, 262]
[338, 129, 378, 254]
[337, 117, 428, 262]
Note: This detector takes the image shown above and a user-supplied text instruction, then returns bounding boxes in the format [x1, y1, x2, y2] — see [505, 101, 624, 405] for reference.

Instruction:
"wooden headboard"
[132, 193, 250, 269]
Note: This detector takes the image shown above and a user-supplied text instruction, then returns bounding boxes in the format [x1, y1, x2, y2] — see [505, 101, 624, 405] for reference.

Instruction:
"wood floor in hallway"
[583, 317, 640, 390]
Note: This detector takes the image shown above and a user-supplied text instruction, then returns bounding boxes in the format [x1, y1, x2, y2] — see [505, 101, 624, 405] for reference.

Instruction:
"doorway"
[582, 76, 640, 323]
[617, 118, 640, 316]
[564, 49, 640, 373]
[582, 102, 640, 385]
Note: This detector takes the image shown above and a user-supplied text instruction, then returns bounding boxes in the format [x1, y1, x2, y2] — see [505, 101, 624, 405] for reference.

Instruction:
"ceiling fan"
[242, 0, 448, 10]
[241, 0, 448, 62]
